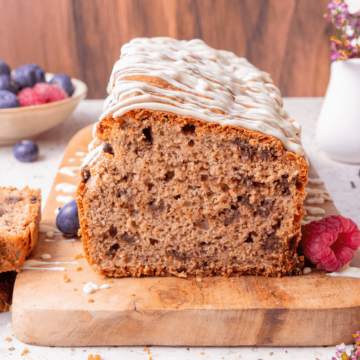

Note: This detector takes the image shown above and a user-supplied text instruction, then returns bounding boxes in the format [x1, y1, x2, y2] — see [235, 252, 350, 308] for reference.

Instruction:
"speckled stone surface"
[0, 98, 357, 359]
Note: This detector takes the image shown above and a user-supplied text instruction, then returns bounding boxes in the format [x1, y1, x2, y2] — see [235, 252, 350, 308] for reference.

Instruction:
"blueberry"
[0, 61, 11, 76]
[0, 74, 19, 94]
[13, 140, 39, 162]
[14, 63, 45, 89]
[55, 199, 79, 235]
[0, 90, 19, 109]
[50, 73, 74, 96]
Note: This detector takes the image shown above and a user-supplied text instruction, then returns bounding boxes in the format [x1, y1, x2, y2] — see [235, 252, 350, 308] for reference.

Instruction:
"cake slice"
[77, 38, 308, 278]
[0, 187, 41, 272]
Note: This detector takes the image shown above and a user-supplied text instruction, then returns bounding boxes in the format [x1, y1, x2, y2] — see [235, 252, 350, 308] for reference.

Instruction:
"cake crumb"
[88, 299, 94, 303]
[87, 355, 101, 360]
[131, 294, 136, 296]
[5, 337, 12, 342]
[147, 349, 151, 354]
[74, 288, 78, 291]
[21, 348, 29, 356]
[77, 267, 83, 271]
[63, 274, 70, 283]
[270, 352, 274, 356]
[200, 352, 205, 355]
[108, 280, 114, 284]
[74, 253, 84, 260]
[143, 347, 147, 352]
[186, 348, 190, 351]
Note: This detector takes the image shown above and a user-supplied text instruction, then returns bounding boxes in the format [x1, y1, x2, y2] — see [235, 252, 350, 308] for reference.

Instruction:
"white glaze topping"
[68, 158, 76, 162]
[40, 224, 58, 233]
[55, 182, 77, 194]
[40, 254, 51, 260]
[90, 37, 304, 160]
[22, 260, 78, 267]
[46, 230, 55, 238]
[83, 282, 113, 294]
[58, 166, 80, 177]
[304, 206, 326, 215]
[56, 195, 74, 203]
[45, 239, 56, 242]
[75, 151, 87, 156]
[21, 267, 65, 271]
[307, 178, 324, 185]
[327, 263, 360, 278]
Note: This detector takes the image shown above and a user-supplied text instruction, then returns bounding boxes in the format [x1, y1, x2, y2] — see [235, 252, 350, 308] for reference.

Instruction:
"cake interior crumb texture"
[78, 109, 308, 278]
[0, 187, 41, 272]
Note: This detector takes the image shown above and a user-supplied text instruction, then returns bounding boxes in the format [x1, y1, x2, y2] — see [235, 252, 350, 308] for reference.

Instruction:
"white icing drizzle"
[58, 166, 80, 177]
[304, 206, 326, 215]
[40, 254, 51, 260]
[45, 239, 56, 242]
[83, 282, 113, 294]
[301, 216, 324, 225]
[76, 151, 87, 156]
[301, 178, 334, 225]
[46, 231, 55, 238]
[68, 158, 76, 162]
[303, 267, 312, 274]
[327, 263, 360, 278]
[22, 260, 78, 267]
[40, 224, 58, 233]
[305, 187, 333, 205]
[88, 37, 304, 165]
[21, 267, 65, 271]
[307, 178, 324, 185]
[55, 182, 77, 194]
[56, 195, 74, 203]
[63, 239, 76, 242]
[81, 145, 102, 169]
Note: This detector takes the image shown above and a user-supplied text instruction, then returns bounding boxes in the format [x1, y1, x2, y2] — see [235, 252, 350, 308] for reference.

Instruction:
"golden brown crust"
[78, 108, 307, 278]
[0, 186, 41, 273]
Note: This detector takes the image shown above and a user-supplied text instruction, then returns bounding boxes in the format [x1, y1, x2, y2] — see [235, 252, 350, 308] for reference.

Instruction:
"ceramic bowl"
[0, 73, 87, 145]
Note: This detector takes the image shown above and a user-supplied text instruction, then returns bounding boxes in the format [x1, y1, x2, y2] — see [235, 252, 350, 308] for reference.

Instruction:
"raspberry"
[33, 83, 67, 103]
[17, 87, 45, 107]
[300, 215, 360, 272]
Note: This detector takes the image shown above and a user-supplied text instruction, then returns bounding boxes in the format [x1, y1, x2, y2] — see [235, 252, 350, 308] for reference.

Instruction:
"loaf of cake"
[77, 38, 308, 278]
[0, 186, 41, 272]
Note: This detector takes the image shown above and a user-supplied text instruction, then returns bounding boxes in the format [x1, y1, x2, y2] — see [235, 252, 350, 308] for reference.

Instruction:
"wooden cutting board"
[12, 125, 360, 347]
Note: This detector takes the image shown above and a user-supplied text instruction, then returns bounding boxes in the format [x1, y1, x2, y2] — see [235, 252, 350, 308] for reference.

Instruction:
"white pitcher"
[316, 58, 360, 163]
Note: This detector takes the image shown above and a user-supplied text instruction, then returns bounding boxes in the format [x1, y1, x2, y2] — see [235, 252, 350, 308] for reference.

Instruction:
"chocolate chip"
[103, 143, 114, 155]
[81, 165, 91, 182]
[142, 127, 152, 143]
[5, 197, 22, 205]
[181, 124, 195, 134]
[109, 225, 117, 237]
[29, 196, 38, 204]
[164, 170, 174, 182]
[149, 238, 159, 245]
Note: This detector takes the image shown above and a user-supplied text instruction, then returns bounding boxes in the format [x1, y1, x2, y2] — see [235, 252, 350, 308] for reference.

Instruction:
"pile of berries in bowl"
[0, 61, 87, 145]
[0, 61, 75, 109]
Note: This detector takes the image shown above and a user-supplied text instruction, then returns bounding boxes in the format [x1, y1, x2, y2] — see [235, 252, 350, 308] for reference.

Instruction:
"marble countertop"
[0, 98, 358, 360]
